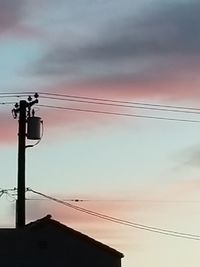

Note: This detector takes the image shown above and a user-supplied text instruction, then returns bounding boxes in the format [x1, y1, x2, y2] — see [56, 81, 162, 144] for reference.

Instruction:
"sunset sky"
[1, 0, 200, 266]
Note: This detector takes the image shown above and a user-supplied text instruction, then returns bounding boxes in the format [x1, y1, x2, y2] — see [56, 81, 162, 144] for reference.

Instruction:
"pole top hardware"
[12, 93, 39, 119]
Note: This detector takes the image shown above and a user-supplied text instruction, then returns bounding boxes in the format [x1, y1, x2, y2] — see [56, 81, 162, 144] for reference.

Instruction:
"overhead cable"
[1, 91, 200, 112]
[28, 188, 200, 241]
[0, 102, 16, 105]
[39, 92, 200, 112]
[38, 104, 200, 124]
[39, 96, 200, 115]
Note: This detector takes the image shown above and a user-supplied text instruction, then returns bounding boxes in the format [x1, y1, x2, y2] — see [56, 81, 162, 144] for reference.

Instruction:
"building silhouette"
[0, 215, 124, 267]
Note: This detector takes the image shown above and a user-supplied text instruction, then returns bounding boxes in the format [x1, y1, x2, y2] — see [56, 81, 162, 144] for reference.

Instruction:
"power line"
[39, 92, 200, 112]
[0, 102, 16, 105]
[2, 91, 200, 112]
[38, 104, 200, 124]
[3, 188, 200, 204]
[0, 92, 35, 96]
[26, 198, 84, 202]
[0, 94, 33, 99]
[40, 95, 200, 115]
[0, 188, 17, 199]
[2, 91, 200, 123]
[3, 188, 200, 239]
[0, 92, 28, 95]
[2, 91, 200, 113]
[28, 188, 200, 241]
[25, 197, 200, 203]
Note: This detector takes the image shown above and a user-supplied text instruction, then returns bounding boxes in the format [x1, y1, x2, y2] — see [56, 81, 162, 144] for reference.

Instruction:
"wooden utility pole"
[13, 95, 39, 228]
[16, 100, 27, 228]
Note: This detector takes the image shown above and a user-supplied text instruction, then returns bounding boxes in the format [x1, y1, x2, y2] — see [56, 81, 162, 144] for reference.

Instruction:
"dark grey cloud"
[33, 1, 200, 84]
[0, 0, 25, 33]
[87, 2, 200, 58]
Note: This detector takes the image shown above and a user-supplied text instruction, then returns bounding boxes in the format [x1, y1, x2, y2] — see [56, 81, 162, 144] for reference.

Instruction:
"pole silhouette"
[16, 100, 27, 228]
[13, 94, 39, 228]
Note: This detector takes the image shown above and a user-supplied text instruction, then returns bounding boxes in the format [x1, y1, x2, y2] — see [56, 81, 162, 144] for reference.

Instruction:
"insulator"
[27, 117, 41, 140]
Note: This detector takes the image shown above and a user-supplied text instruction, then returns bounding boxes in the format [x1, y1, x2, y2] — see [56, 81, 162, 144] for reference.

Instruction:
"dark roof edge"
[26, 215, 124, 258]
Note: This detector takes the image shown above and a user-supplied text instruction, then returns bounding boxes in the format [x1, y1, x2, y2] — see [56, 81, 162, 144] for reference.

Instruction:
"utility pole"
[13, 94, 40, 228]
[16, 100, 27, 228]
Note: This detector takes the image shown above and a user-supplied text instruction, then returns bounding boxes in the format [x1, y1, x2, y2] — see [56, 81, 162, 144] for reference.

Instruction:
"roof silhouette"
[25, 214, 124, 258]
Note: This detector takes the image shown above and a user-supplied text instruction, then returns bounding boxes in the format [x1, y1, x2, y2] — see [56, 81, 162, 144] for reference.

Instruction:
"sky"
[0, 0, 200, 266]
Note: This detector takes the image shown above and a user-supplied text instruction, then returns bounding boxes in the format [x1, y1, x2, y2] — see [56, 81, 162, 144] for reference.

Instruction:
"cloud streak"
[0, 0, 25, 33]
[2, 1, 200, 143]
[33, 0, 200, 92]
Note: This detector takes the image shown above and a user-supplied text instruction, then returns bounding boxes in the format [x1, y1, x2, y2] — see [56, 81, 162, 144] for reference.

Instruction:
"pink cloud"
[33, 71, 200, 135]
[0, 112, 18, 145]
[44, 64, 200, 101]
[2, 65, 200, 145]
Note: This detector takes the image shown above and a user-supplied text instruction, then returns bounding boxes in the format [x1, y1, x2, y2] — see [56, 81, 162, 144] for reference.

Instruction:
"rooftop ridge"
[26, 214, 124, 258]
